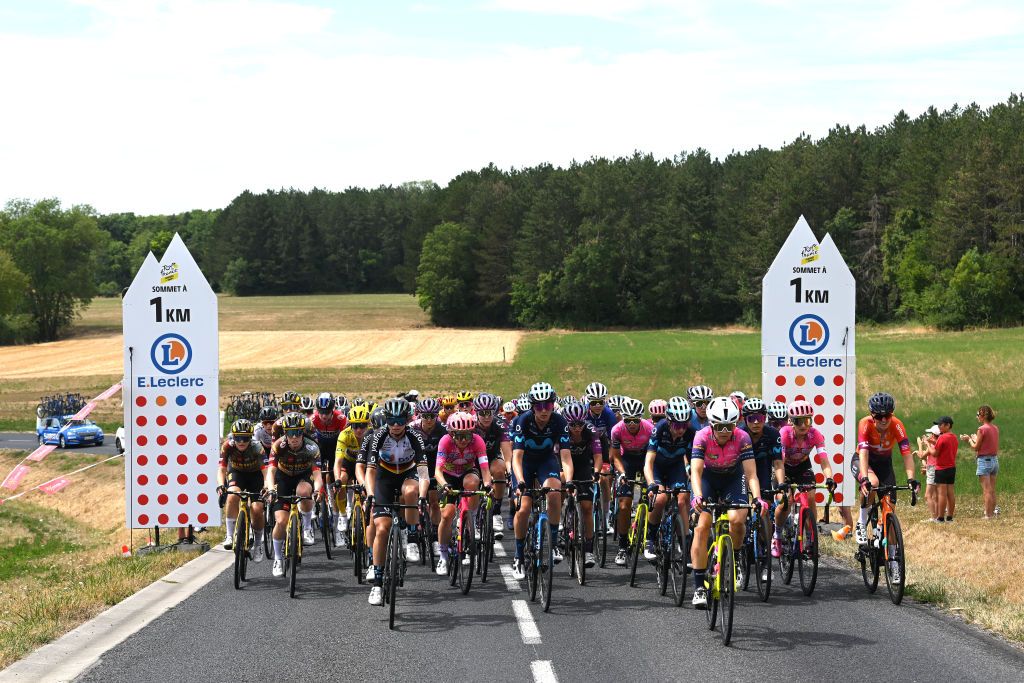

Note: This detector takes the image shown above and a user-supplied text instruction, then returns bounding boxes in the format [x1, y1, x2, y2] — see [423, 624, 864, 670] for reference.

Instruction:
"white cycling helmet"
[529, 382, 556, 404]
[620, 397, 644, 419]
[767, 401, 789, 420]
[583, 382, 608, 401]
[687, 385, 714, 402]
[516, 397, 532, 412]
[665, 396, 692, 422]
[706, 396, 739, 425]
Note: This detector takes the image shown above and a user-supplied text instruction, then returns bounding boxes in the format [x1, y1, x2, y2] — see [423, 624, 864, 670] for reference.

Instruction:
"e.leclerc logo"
[151, 333, 192, 374]
[788, 314, 829, 355]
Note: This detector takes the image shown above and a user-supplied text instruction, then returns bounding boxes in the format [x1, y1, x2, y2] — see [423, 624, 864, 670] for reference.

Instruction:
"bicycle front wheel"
[388, 521, 401, 629]
[574, 500, 586, 587]
[539, 520, 553, 613]
[458, 510, 476, 595]
[288, 513, 300, 598]
[233, 505, 249, 590]
[719, 535, 735, 646]
[797, 510, 818, 596]
[884, 513, 906, 605]
[352, 503, 365, 583]
[658, 518, 671, 596]
[779, 515, 796, 585]
[754, 512, 772, 602]
[319, 498, 333, 560]
[525, 522, 539, 602]
[670, 515, 688, 607]
[705, 537, 719, 630]
[594, 488, 608, 568]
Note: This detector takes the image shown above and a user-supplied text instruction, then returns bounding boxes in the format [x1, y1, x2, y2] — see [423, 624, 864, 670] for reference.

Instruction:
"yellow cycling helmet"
[348, 405, 370, 425]
[440, 394, 457, 408]
[455, 390, 475, 404]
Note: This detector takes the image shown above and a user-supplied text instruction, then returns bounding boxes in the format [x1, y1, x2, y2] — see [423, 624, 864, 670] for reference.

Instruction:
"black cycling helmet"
[868, 392, 895, 414]
[383, 397, 412, 422]
[258, 406, 278, 422]
[370, 407, 386, 429]
[741, 397, 767, 416]
[282, 413, 307, 433]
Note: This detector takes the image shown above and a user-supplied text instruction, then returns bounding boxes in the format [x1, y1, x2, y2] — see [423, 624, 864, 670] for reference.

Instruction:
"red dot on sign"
[177, 474, 188, 485]
[138, 494, 149, 505]
[196, 395, 207, 406]
[157, 435, 167, 446]
[833, 376, 844, 386]
[795, 394, 806, 401]
[157, 474, 168, 485]
[137, 455, 148, 466]
[138, 514, 149, 525]
[136, 396, 147, 407]
[138, 475, 148, 486]
[833, 434, 844, 444]
[197, 434, 207, 445]
[833, 453, 844, 464]
[814, 415, 825, 425]
[137, 436, 147, 447]
[197, 513, 209, 524]
[833, 415, 844, 425]
[197, 473, 208, 485]
[775, 394, 786, 403]
[795, 376, 806, 387]
[176, 454, 188, 465]
[156, 415, 167, 426]
[136, 416, 147, 427]
[158, 514, 169, 525]
[815, 472, 825, 484]
[815, 492, 826, 504]
[157, 454, 168, 466]
[775, 375, 786, 386]
[158, 494, 168, 505]
[176, 435, 187, 446]
[197, 414, 207, 425]
[833, 395, 844, 406]
[178, 513, 189, 525]
[813, 395, 825, 406]
[834, 492, 844, 504]
[834, 472, 844, 483]
[198, 493, 209, 504]
[196, 454, 208, 465]
[176, 415, 187, 426]
[178, 493, 188, 505]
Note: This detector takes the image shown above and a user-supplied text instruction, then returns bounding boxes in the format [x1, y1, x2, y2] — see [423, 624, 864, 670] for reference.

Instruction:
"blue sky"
[1, 0, 1022, 214]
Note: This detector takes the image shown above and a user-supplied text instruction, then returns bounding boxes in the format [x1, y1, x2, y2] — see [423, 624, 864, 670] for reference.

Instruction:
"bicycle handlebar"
[863, 483, 918, 507]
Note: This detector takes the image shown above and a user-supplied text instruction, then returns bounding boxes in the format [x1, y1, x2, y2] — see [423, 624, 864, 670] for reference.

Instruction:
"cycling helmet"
[741, 397, 766, 416]
[563, 402, 588, 423]
[258, 406, 278, 422]
[281, 390, 301, 410]
[300, 395, 315, 412]
[787, 400, 814, 418]
[648, 399, 668, 419]
[687, 385, 714, 402]
[868, 392, 895, 414]
[446, 411, 476, 432]
[440, 394, 457, 408]
[348, 405, 370, 425]
[706, 396, 739, 425]
[729, 391, 747, 403]
[767, 401, 788, 420]
[528, 382, 556, 404]
[352, 396, 367, 407]
[383, 397, 412, 422]
[455, 390, 475, 404]
[282, 413, 307, 432]
[515, 397, 531, 412]
[230, 419, 254, 438]
[406, 389, 420, 402]
[334, 395, 349, 411]
[473, 393, 500, 411]
[620, 397, 644, 419]
[502, 400, 517, 414]
[583, 382, 608, 401]
[370, 408, 386, 429]
[607, 395, 624, 412]
[417, 397, 441, 415]
[665, 396, 692, 422]
[316, 392, 334, 412]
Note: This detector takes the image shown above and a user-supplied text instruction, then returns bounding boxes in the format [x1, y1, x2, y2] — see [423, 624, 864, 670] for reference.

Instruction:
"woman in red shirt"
[928, 416, 958, 522]
[962, 405, 1000, 519]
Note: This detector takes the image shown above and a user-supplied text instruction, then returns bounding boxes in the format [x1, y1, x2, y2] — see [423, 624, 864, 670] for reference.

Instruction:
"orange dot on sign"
[833, 453, 844, 464]
[138, 514, 149, 525]
[158, 514, 169, 525]
[815, 492, 825, 504]
[795, 376, 806, 386]
[775, 375, 786, 386]
[198, 513, 209, 524]
[833, 414, 844, 425]
[833, 395, 844, 406]
[834, 472, 844, 483]
[156, 395, 167, 406]
[815, 472, 825, 483]
[834, 492, 844, 503]
[833, 434, 844, 444]
[178, 513, 189, 525]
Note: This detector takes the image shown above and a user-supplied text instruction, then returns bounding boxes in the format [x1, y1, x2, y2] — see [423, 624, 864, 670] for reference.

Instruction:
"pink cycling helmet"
[787, 400, 814, 419]
[446, 411, 476, 432]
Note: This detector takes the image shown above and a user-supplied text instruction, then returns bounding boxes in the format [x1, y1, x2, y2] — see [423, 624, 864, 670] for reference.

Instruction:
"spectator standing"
[928, 416, 958, 522]
[962, 405, 1000, 519]
[917, 425, 940, 521]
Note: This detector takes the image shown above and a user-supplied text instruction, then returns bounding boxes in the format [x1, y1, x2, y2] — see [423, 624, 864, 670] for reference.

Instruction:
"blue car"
[37, 416, 105, 448]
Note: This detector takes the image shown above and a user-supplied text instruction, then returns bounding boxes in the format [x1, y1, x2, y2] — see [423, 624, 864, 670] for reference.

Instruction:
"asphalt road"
[0, 432, 121, 457]
[73, 530, 1024, 683]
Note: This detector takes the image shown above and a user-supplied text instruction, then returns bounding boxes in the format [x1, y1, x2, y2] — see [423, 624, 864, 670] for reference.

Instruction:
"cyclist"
[473, 393, 510, 539]
[767, 401, 789, 430]
[410, 397, 447, 556]
[563, 401, 602, 568]
[642, 397, 694, 561]
[607, 395, 625, 421]
[333, 404, 370, 541]
[851, 392, 919, 547]
[510, 382, 571, 579]
[434, 411, 493, 576]
[272, 391, 316, 440]
[455, 390, 475, 414]
[689, 397, 767, 608]
[740, 398, 785, 561]
[729, 391, 746, 414]
[583, 381, 618, 532]
[356, 406, 389, 580]
[334, 394, 349, 416]
[501, 401, 518, 423]
[515, 396, 532, 414]
[364, 398, 429, 605]
[610, 397, 656, 566]
[300, 395, 316, 420]
[773, 400, 837, 557]
[216, 419, 268, 560]
[266, 413, 323, 578]
[312, 392, 347, 498]
[648, 398, 668, 425]
[254, 406, 278, 454]
[687, 385, 714, 432]
[439, 394, 458, 425]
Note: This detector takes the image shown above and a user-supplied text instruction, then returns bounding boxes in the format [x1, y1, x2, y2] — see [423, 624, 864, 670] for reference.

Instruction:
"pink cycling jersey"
[779, 425, 826, 466]
[690, 427, 754, 472]
[610, 419, 655, 455]
[436, 433, 489, 476]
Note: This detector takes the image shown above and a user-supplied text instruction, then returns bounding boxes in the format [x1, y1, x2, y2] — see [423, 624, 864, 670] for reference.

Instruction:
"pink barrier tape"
[1, 453, 123, 504]
[95, 382, 122, 401]
[39, 477, 71, 494]
[1, 464, 31, 491]
[70, 401, 98, 421]
[26, 444, 57, 462]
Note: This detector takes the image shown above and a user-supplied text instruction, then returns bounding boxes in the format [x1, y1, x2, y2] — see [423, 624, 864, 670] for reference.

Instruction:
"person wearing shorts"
[962, 405, 1000, 519]
[929, 416, 958, 522]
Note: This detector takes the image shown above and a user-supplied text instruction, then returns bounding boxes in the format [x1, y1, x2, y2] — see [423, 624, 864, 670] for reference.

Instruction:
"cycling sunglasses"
[386, 416, 408, 426]
[233, 436, 251, 443]
[791, 417, 812, 426]
[623, 417, 642, 426]
[452, 431, 473, 441]
[745, 414, 766, 424]
[712, 422, 736, 433]
[285, 429, 303, 437]
[532, 401, 555, 411]
[871, 412, 893, 420]
[419, 412, 438, 420]
[568, 421, 586, 429]
[350, 422, 369, 429]
[692, 400, 709, 408]
[588, 399, 605, 407]
[477, 410, 493, 418]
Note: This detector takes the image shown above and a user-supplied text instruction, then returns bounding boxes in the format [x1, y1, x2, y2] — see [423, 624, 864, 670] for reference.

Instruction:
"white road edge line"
[512, 599, 542, 645]
[0, 548, 233, 683]
[531, 660, 558, 683]
[500, 563, 522, 592]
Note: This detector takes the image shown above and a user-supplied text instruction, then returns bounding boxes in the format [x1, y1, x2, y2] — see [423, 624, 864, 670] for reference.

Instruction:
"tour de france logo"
[151, 333, 192, 374]
[788, 314, 829, 355]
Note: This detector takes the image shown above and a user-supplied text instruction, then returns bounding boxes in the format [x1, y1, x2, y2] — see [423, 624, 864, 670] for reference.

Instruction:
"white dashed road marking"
[512, 599, 542, 644]
[531, 660, 558, 683]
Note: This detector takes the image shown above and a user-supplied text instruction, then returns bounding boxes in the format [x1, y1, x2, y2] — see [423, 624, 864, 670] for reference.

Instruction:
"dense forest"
[2, 96, 1022, 341]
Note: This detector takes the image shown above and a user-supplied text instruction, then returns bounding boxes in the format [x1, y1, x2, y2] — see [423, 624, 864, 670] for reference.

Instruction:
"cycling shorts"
[271, 471, 313, 514]
[868, 455, 896, 489]
[440, 470, 481, 506]
[784, 459, 816, 488]
[700, 468, 746, 505]
[652, 460, 688, 492]
[227, 469, 264, 497]
[616, 452, 646, 497]
[337, 457, 357, 480]
[754, 457, 775, 493]
[521, 453, 561, 488]
[373, 467, 419, 519]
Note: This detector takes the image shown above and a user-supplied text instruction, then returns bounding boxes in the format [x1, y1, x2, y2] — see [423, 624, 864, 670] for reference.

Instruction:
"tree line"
[1, 95, 1022, 342]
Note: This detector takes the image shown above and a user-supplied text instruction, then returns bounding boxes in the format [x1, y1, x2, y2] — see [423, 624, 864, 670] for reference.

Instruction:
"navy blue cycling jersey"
[585, 405, 618, 441]
[741, 424, 783, 463]
[512, 410, 570, 458]
[689, 413, 710, 433]
[647, 420, 696, 465]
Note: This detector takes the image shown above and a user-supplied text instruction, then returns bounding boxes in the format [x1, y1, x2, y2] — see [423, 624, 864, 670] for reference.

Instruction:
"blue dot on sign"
[814, 376, 825, 386]
[176, 395, 187, 406]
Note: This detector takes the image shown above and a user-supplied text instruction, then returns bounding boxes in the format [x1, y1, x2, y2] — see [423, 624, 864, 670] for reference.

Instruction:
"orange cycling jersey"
[856, 416, 911, 459]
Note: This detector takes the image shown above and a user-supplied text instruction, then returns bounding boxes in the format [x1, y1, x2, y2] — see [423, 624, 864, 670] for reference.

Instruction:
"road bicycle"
[314, 486, 336, 560]
[702, 499, 754, 646]
[417, 496, 437, 573]
[372, 501, 418, 630]
[593, 471, 614, 568]
[559, 480, 593, 586]
[856, 483, 916, 605]
[522, 487, 555, 612]
[622, 474, 651, 587]
[652, 484, 689, 606]
[225, 489, 264, 590]
[441, 489, 486, 595]
[743, 486, 777, 602]
[272, 492, 312, 598]
[474, 479, 506, 583]
[333, 483, 368, 583]
[777, 483, 832, 596]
